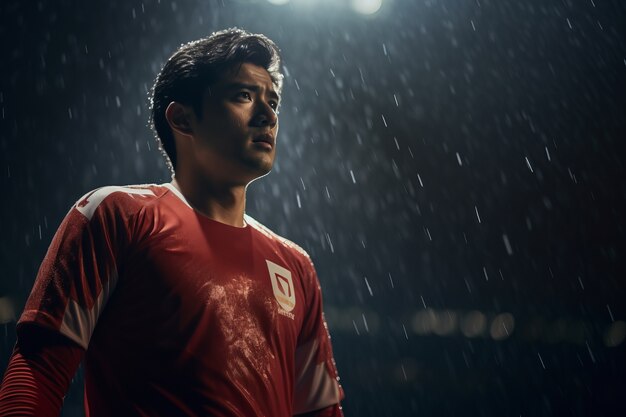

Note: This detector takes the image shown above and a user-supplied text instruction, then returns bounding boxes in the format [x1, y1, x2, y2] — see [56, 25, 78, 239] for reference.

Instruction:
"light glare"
[267, 0, 291, 5]
[351, 0, 382, 15]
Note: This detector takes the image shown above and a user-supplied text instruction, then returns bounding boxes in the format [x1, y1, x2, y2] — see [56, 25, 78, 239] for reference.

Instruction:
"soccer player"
[0, 28, 345, 417]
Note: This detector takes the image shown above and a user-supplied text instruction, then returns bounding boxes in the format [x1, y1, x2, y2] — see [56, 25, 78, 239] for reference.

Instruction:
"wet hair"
[149, 28, 283, 173]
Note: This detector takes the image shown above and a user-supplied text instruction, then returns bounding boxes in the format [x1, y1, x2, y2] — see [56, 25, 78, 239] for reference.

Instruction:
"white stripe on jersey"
[293, 338, 342, 414]
[59, 269, 119, 350]
[75, 186, 155, 220]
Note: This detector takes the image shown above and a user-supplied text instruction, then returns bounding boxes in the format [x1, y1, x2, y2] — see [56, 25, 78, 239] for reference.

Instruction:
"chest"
[120, 224, 306, 355]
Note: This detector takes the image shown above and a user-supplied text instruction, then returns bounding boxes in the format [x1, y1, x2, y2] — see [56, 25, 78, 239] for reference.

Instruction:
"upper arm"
[17, 187, 140, 350]
[293, 257, 344, 415]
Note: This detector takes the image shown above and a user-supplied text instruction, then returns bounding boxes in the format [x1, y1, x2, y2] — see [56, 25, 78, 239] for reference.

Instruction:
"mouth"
[252, 133, 275, 149]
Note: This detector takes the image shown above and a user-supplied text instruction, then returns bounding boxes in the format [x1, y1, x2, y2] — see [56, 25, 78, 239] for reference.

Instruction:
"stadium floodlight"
[350, 0, 382, 15]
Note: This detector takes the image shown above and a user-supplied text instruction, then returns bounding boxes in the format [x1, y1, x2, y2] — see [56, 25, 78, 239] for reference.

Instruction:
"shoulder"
[245, 214, 315, 268]
[73, 183, 168, 221]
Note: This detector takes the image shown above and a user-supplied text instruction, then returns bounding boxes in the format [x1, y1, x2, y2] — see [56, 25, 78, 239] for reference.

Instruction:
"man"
[0, 28, 344, 417]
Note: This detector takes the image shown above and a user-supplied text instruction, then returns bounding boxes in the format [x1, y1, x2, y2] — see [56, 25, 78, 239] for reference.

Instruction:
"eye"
[236, 91, 252, 101]
[269, 100, 279, 111]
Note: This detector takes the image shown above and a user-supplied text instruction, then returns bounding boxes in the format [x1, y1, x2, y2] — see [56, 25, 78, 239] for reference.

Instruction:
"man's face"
[188, 62, 281, 186]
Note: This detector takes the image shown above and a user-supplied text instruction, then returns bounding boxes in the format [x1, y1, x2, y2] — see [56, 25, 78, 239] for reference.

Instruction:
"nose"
[251, 100, 278, 128]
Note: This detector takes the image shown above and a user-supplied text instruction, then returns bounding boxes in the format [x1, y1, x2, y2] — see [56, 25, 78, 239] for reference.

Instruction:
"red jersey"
[16, 183, 344, 417]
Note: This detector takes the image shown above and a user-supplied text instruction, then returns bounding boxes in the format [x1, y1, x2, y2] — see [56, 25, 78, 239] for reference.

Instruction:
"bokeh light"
[490, 313, 515, 341]
[460, 310, 487, 338]
[604, 321, 626, 347]
[0, 297, 15, 325]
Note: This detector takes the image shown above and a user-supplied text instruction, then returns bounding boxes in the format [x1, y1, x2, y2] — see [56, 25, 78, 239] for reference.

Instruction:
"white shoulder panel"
[161, 182, 193, 209]
[75, 186, 155, 221]
[245, 214, 312, 260]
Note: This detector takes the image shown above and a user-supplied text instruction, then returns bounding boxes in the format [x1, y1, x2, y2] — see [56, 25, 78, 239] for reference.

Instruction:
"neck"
[171, 175, 248, 228]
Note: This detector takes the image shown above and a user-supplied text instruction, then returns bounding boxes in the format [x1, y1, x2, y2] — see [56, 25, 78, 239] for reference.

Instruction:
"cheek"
[233, 107, 251, 127]
[199, 103, 251, 141]
[220, 107, 249, 131]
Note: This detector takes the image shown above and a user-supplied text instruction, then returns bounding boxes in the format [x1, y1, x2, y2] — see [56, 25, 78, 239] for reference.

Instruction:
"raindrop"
[525, 156, 533, 173]
[502, 234, 513, 255]
[607, 304, 615, 322]
[352, 320, 360, 336]
[586, 341, 596, 363]
[364, 277, 373, 296]
[537, 353, 546, 369]
[325, 233, 334, 253]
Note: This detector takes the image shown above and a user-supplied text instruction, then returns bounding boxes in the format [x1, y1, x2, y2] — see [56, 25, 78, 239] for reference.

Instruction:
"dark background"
[1, 0, 625, 416]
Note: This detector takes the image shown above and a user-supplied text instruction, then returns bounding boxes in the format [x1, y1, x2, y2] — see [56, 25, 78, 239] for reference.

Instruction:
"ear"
[165, 101, 194, 137]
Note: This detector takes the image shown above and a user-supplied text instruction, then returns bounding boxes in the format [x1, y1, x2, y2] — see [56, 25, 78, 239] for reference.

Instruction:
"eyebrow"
[225, 82, 281, 103]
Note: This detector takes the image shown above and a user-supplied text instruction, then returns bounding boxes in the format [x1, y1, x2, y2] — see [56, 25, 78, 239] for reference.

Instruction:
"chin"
[254, 164, 273, 178]
[241, 160, 273, 183]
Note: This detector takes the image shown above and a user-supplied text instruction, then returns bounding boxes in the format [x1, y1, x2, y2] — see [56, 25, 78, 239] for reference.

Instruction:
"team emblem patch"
[266, 260, 296, 315]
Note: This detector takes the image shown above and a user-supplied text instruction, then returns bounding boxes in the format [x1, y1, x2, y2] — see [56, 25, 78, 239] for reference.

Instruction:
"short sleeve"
[293, 257, 344, 415]
[16, 187, 138, 350]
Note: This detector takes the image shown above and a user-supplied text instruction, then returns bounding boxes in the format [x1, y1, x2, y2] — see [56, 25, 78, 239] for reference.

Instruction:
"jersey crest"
[266, 260, 296, 318]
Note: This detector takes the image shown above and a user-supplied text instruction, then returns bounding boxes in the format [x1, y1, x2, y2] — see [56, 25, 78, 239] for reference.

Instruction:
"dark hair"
[149, 28, 283, 173]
